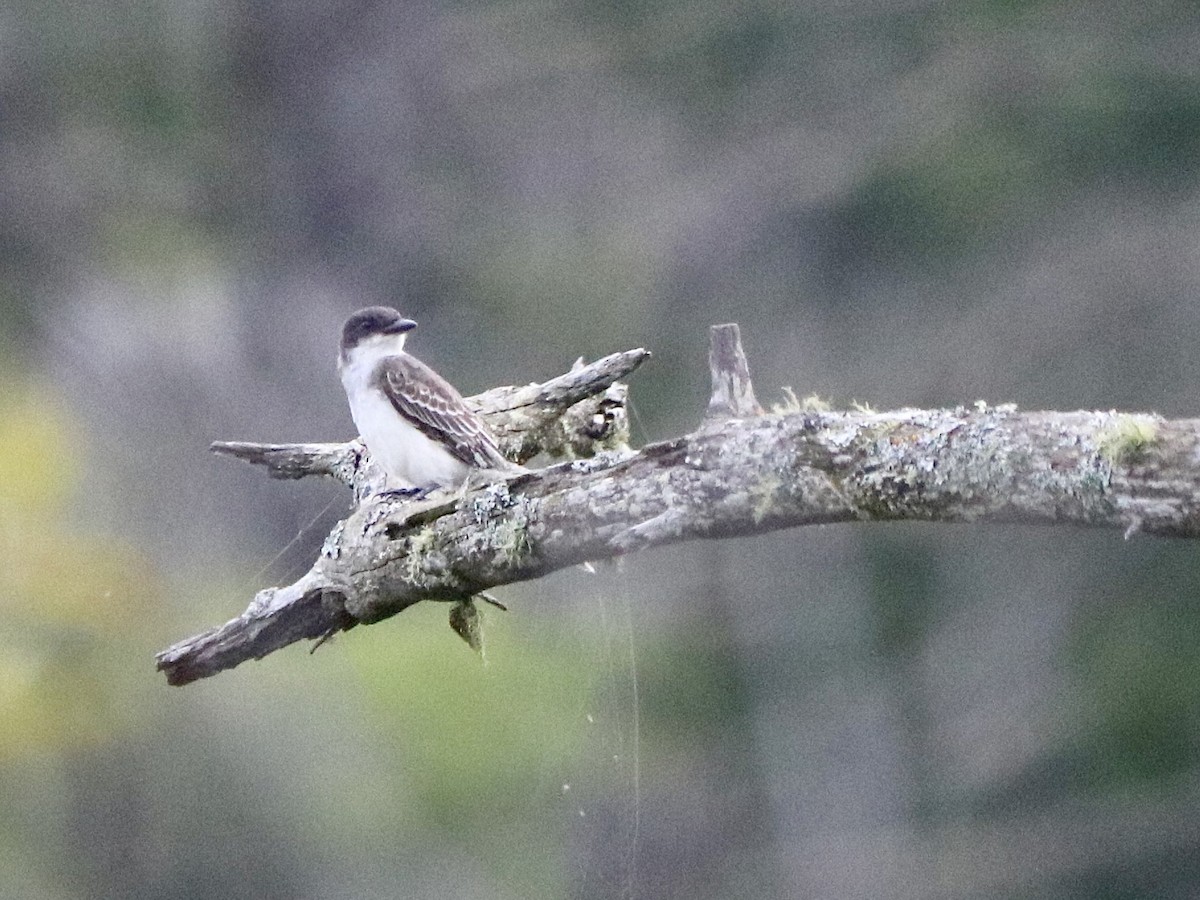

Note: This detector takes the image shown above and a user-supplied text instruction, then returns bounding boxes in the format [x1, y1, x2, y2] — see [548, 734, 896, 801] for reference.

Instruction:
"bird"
[337, 306, 520, 494]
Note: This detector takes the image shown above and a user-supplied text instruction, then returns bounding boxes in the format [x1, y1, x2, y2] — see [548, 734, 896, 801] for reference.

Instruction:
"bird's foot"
[377, 485, 432, 502]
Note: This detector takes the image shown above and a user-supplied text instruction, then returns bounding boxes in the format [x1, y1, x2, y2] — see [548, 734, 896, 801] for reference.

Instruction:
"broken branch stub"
[706, 323, 763, 419]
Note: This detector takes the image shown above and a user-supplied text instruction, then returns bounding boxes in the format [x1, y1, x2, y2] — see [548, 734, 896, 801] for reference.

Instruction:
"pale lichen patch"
[1097, 414, 1161, 465]
[747, 474, 782, 524]
[771, 386, 803, 414]
[491, 514, 533, 566]
[404, 527, 438, 585]
[320, 519, 347, 559]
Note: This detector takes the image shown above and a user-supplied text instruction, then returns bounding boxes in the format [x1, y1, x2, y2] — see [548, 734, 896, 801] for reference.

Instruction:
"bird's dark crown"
[340, 307, 417, 352]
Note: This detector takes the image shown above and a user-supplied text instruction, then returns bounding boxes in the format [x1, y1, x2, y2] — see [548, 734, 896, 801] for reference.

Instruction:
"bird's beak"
[387, 318, 418, 334]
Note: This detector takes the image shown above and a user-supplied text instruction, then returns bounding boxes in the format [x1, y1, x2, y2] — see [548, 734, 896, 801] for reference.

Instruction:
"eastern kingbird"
[338, 306, 520, 492]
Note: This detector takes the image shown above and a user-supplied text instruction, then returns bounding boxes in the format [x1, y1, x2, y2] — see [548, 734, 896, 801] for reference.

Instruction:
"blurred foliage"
[347, 606, 601, 895]
[0, 0, 233, 351]
[865, 532, 942, 659]
[738, 0, 1183, 277]
[0, 372, 160, 761]
[638, 627, 750, 747]
[469, 220, 667, 353]
[597, 1, 794, 127]
[836, 63, 1200, 266]
[1069, 548, 1200, 790]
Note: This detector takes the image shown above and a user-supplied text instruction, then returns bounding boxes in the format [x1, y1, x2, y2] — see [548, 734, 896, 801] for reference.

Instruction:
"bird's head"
[340, 307, 418, 365]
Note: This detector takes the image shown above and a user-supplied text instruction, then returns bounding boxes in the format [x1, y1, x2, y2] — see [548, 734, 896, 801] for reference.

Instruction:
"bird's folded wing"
[375, 354, 512, 468]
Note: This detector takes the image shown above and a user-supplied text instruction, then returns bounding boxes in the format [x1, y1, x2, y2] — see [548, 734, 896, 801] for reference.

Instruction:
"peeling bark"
[157, 326, 1200, 685]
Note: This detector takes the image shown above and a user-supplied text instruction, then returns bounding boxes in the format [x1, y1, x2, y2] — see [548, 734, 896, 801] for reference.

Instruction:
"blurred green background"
[3, 0, 1200, 897]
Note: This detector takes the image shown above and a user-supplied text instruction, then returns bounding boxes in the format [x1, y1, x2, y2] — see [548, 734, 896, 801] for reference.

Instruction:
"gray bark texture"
[157, 325, 1200, 685]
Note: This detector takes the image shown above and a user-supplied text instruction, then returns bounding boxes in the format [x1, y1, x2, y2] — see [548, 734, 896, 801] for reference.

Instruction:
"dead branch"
[157, 324, 1200, 685]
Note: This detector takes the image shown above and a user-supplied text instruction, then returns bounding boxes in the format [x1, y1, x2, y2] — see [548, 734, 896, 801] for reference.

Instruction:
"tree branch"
[157, 325, 1199, 685]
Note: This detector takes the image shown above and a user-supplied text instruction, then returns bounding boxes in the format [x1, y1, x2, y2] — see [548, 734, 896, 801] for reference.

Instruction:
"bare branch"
[157, 328, 1200, 685]
[155, 572, 356, 686]
[213, 348, 649, 477]
[210, 441, 361, 481]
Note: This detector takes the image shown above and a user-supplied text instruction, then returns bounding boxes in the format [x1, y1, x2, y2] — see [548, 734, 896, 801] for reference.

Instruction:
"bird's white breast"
[339, 343, 470, 489]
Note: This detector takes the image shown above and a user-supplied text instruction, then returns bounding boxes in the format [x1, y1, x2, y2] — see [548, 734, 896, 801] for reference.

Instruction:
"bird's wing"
[375, 354, 511, 469]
